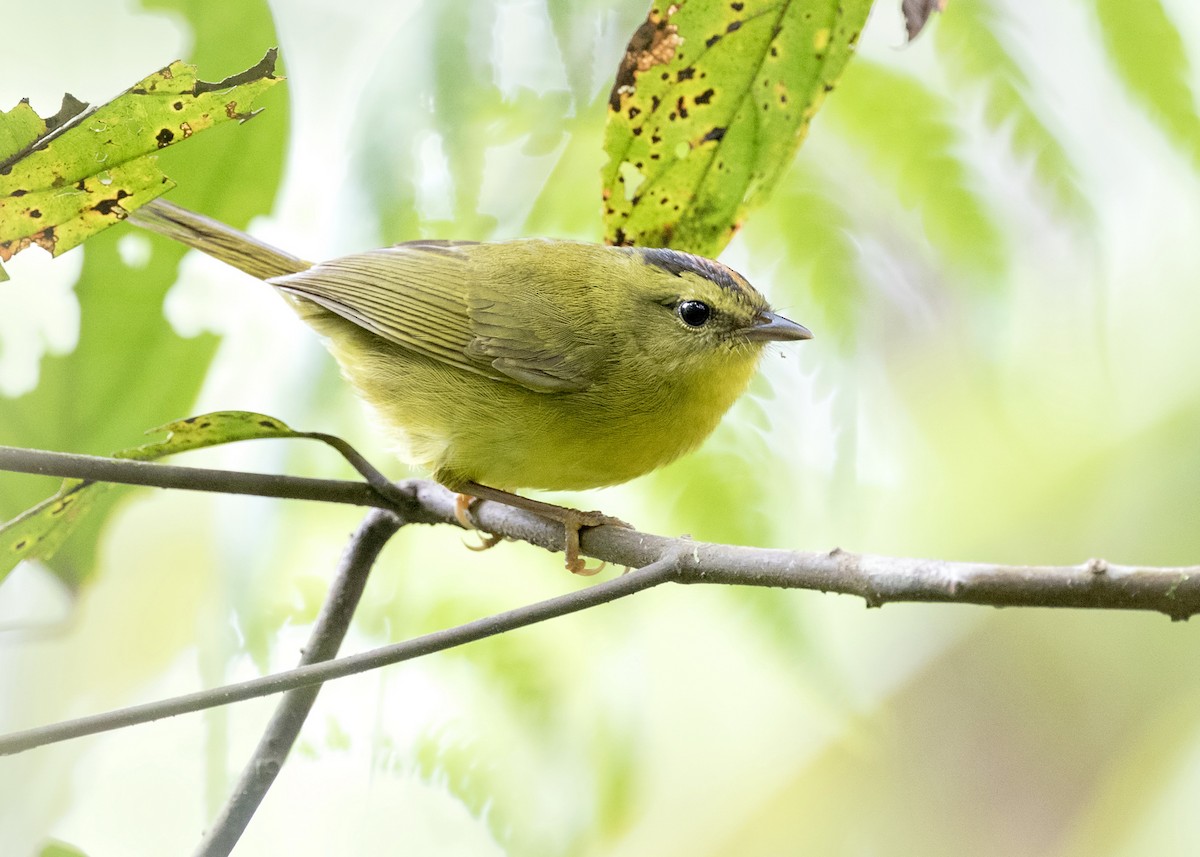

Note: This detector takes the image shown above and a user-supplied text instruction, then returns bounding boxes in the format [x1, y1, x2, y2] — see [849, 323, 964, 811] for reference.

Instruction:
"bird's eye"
[677, 300, 712, 327]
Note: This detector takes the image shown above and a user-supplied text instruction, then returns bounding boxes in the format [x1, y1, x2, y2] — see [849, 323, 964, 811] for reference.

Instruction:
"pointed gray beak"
[743, 310, 813, 342]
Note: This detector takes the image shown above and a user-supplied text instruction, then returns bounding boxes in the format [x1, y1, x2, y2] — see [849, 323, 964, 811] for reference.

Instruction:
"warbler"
[129, 200, 812, 571]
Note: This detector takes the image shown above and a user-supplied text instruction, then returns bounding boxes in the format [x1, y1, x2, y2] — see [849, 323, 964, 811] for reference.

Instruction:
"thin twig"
[194, 508, 405, 857]
[0, 553, 684, 755]
[0, 445, 386, 509]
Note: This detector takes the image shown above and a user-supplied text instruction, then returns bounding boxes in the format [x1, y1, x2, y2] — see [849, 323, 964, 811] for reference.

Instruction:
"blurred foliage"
[824, 58, 1007, 280]
[1094, 0, 1200, 165]
[936, 0, 1092, 220]
[37, 842, 89, 857]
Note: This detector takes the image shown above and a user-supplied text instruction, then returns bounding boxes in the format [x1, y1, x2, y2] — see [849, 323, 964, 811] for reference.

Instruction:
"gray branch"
[193, 508, 404, 857]
[3, 444, 1198, 618]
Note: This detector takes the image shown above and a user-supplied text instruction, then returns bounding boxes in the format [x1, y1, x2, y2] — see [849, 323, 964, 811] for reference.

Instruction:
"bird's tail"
[127, 198, 311, 280]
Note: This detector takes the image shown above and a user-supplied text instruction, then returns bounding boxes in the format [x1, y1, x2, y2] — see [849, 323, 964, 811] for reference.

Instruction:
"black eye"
[677, 300, 711, 327]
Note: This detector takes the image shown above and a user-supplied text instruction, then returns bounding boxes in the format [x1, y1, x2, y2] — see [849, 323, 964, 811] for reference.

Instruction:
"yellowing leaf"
[0, 50, 281, 274]
[602, 0, 872, 258]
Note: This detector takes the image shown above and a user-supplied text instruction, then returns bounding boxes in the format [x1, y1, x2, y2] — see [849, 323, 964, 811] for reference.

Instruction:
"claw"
[454, 493, 477, 529]
[455, 492, 503, 552]
[464, 531, 503, 552]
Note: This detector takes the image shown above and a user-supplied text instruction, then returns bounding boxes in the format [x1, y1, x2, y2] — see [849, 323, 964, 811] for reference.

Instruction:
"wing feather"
[269, 239, 612, 393]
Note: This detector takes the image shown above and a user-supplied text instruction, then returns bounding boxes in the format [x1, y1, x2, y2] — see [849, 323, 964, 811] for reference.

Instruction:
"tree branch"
[0, 444, 384, 509]
[194, 508, 404, 857]
[3, 445, 1197, 619]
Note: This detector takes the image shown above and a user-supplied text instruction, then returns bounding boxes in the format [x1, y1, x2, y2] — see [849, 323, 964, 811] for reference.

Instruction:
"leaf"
[0, 1, 288, 586]
[0, 412, 301, 584]
[601, 0, 873, 258]
[0, 50, 281, 271]
[935, 0, 1091, 222]
[1093, 0, 1200, 165]
[825, 59, 1006, 277]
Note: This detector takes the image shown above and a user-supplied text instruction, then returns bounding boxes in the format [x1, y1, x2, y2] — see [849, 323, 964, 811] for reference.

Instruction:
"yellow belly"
[313, 314, 758, 492]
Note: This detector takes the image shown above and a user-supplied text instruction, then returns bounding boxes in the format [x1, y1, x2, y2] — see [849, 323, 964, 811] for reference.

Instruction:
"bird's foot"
[459, 482, 630, 574]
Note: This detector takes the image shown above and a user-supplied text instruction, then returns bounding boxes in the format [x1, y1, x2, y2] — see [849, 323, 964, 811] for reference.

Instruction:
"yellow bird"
[130, 200, 812, 571]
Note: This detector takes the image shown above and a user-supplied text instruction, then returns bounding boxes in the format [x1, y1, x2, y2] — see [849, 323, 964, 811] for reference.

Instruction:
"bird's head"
[619, 246, 812, 375]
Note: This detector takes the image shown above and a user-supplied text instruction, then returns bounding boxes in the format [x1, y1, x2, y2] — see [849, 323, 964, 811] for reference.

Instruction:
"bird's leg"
[460, 481, 628, 575]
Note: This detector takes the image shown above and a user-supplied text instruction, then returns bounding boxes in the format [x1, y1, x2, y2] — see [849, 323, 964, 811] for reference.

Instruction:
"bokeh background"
[3, 0, 1200, 854]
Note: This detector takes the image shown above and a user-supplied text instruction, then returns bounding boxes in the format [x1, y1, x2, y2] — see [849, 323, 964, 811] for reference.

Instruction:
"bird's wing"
[464, 282, 610, 393]
[269, 241, 606, 393]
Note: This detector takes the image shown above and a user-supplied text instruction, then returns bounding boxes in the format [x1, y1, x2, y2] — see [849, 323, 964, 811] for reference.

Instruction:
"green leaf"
[0, 412, 301, 584]
[0, 98, 50, 160]
[936, 0, 1092, 221]
[0, 1, 288, 586]
[1093, 0, 1200, 164]
[826, 59, 1006, 277]
[601, 0, 872, 257]
[0, 51, 281, 267]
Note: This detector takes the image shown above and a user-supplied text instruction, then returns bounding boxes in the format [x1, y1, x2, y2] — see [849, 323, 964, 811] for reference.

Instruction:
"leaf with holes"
[602, 0, 872, 257]
[0, 50, 282, 278]
[0, 411, 301, 584]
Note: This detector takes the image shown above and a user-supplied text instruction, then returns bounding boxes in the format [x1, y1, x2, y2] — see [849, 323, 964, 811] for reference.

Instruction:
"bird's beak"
[743, 310, 813, 342]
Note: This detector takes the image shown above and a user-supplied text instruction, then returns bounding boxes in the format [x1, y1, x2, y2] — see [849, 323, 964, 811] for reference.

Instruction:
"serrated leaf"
[602, 0, 872, 258]
[0, 411, 301, 584]
[0, 99, 48, 160]
[936, 0, 1091, 221]
[0, 50, 281, 264]
[1093, 0, 1200, 165]
[827, 59, 1005, 277]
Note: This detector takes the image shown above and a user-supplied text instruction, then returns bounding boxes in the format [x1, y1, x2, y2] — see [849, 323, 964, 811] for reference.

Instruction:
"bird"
[128, 199, 812, 572]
